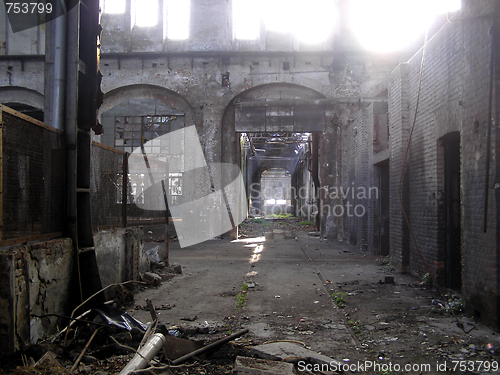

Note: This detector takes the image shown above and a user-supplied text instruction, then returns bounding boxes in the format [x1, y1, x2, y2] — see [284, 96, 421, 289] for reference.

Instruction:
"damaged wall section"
[0, 238, 73, 356]
[94, 227, 149, 287]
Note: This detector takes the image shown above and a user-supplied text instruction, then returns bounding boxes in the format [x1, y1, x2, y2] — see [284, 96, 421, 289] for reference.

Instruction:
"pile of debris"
[2, 302, 344, 375]
[1, 261, 344, 375]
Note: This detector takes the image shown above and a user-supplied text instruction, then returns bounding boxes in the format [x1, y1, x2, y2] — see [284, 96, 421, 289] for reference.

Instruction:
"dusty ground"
[3, 216, 500, 375]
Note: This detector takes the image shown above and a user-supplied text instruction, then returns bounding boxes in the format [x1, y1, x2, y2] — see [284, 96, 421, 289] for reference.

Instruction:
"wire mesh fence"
[0, 106, 65, 246]
[90, 142, 166, 230]
[0, 106, 167, 246]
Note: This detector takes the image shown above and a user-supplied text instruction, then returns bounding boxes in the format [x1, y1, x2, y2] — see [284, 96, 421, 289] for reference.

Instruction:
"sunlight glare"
[293, 0, 338, 44]
[134, 0, 158, 27]
[350, 0, 461, 52]
[103, 0, 125, 14]
[232, 236, 266, 243]
[166, 0, 190, 40]
[234, 0, 336, 43]
[233, 0, 260, 40]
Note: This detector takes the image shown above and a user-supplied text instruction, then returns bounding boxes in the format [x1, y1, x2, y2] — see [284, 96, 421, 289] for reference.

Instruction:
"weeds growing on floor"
[236, 284, 248, 310]
[376, 255, 395, 272]
[298, 221, 315, 226]
[330, 291, 347, 308]
[268, 213, 292, 218]
[348, 319, 364, 336]
[250, 218, 269, 225]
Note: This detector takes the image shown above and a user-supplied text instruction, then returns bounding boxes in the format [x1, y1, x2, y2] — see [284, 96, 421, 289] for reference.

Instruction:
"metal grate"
[0, 107, 65, 244]
[90, 142, 166, 229]
[90, 142, 125, 229]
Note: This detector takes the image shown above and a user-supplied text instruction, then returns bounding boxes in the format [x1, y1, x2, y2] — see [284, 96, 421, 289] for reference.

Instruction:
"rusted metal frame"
[0, 232, 64, 247]
[91, 140, 125, 154]
[0, 104, 63, 134]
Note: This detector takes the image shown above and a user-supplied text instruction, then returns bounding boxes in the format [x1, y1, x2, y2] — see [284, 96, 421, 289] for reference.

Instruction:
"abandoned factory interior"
[0, 0, 500, 373]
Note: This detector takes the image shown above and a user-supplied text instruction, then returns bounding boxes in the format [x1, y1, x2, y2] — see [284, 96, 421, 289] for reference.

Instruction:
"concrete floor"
[131, 224, 500, 374]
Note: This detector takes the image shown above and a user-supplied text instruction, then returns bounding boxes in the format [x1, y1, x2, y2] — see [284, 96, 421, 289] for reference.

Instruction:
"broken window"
[114, 115, 175, 154]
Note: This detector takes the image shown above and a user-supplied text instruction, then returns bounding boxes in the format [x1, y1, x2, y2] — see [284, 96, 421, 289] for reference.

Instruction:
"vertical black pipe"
[484, 23, 496, 233]
[312, 133, 320, 230]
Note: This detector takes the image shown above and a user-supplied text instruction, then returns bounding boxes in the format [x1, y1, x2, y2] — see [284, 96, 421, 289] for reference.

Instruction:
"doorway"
[442, 132, 462, 289]
[374, 159, 390, 256]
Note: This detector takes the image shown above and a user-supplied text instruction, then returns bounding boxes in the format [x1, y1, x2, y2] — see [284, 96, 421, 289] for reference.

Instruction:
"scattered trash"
[162, 335, 204, 360]
[180, 315, 198, 322]
[145, 245, 162, 263]
[487, 343, 495, 354]
[171, 329, 249, 365]
[432, 299, 446, 309]
[94, 305, 148, 332]
[143, 272, 162, 286]
[384, 275, 395, 284]
[245, 281, 256, 288]
[168, 329, 182, 337]
[171, 264, 183, 274]
[275, 295, 281, 298]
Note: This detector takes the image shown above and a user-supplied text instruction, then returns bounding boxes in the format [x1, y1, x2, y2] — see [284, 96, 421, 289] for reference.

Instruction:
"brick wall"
[386, 0, 499, 327]
[459, 0, 498, 326]
[388, 63, 411, 271]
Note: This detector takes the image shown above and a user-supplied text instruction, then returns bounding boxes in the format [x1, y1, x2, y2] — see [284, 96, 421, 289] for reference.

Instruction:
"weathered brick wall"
[388, 63, 411, 271]
[404, 19, 463, 279]
[340, 102, 389, 253]
[387, 0, 499, 327]
[459, 0, 498, 326]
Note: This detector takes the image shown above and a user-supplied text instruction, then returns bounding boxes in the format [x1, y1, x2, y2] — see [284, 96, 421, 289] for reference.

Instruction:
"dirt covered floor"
[2, 216, 500, 375]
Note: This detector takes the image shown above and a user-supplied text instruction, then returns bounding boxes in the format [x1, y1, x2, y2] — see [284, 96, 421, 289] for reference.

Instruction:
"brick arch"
[100, 84, 199, 127]
[0, 87, 44, 110]
[221, 83, 326, 165]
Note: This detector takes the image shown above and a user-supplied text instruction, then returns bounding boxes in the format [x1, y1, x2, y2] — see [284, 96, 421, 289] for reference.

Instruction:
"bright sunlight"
[133, 0, 158, 27]
[102, 0, 125, 14]
[233, 0, 338, 44]
[349, 0, 461, 52]
[165, 0, 190, 40]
